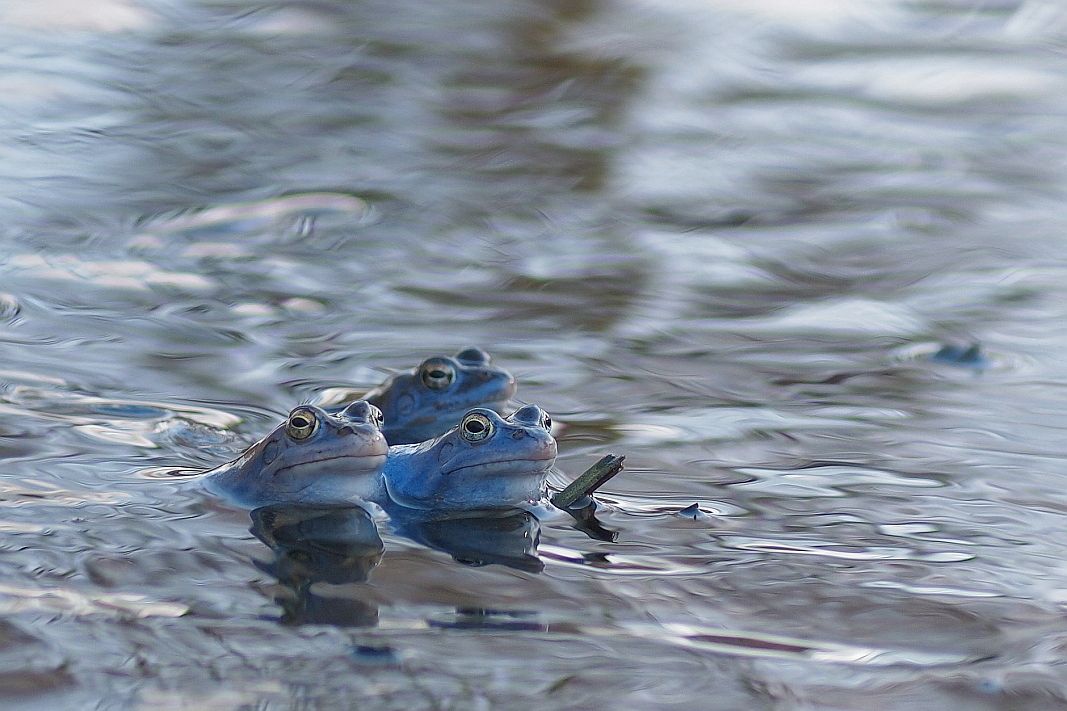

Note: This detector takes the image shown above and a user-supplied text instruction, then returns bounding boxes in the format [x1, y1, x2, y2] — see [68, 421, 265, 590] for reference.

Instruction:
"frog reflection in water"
[250, 504, 385, 627]
[383, 404, 557, 512]
[396, 510, 543, 573]
[328, 348, 517, 445]
[249, 503, 545, 627]
[203, 401, 389, 508]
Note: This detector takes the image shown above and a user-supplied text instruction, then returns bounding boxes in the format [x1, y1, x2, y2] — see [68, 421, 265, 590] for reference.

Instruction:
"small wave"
[892, 341, 1027, 374]
[539, 544, 706, 575]
[140, 192, 370, 243]
[721, 536, 974, 563]
[0, 293, 20, 324]
[7, 253, 217, 298]
[627, 620, 985, 667]
[135, 466, 203, 481]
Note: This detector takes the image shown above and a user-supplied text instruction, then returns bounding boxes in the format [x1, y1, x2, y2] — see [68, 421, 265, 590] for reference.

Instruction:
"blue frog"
[203, 401, 388, 507]
[335, 348, 517, 445]
[382, 404, 556, 512]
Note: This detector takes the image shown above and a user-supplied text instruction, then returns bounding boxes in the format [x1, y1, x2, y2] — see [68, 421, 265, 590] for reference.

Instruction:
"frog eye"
[286, 408, 318, 441]
[542, 414, 552, 430]
[461, 412, 493, 442]
[420, 359, 455, 390]
[370, 406, 385, 428]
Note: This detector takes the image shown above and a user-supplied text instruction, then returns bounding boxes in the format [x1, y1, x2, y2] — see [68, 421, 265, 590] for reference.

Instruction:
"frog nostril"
[511, 429, 526, 440]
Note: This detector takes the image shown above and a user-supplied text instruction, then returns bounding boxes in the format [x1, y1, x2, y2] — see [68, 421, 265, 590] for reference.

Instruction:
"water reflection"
[249, 504, 549, 628]
[250, 504, 384, 627]
[4, 0, 1067, 706]
[393, 510, 544, 573]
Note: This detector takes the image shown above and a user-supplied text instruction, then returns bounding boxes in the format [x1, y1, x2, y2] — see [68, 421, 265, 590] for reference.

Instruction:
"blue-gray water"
[4, 1, 1067, 708]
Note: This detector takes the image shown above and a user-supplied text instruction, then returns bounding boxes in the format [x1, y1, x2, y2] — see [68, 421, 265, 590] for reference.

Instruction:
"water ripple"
[721, 536, 975, 563]
[0, 293, 20, 324]
[0, 582, 188, 618]
[7, 253, 217, 299]
[625, 621, 984, 667]
[732, 464, 944, 498]
[139, 192, 370, 245]
[0, 0, 1064, 705]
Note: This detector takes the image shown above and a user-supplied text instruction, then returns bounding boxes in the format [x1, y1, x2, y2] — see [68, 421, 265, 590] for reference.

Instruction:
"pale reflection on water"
[2, 0, 1067, 708]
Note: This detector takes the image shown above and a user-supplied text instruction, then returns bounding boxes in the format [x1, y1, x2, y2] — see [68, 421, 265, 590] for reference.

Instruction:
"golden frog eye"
[286, 408, 318, 441]
[420, 359, 455, 390]
[460, 412, 493, 442]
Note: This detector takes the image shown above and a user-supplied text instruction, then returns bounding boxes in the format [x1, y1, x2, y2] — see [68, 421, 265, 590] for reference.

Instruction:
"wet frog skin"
[203, 401, 389, 507]
[382, 404, 556, 512]
[349, 347, 517, 445]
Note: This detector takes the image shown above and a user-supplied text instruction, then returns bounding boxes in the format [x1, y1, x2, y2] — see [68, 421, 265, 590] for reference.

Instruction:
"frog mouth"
[442, 454, 555, 478]
[273, 452, 388, 477]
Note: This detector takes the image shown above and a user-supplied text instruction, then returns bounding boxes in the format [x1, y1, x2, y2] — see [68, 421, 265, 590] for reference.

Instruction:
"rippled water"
[4, 0, 1067, 708]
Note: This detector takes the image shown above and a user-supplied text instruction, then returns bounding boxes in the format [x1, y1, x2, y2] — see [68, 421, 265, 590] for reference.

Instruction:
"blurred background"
[3, 0, 1067, 708]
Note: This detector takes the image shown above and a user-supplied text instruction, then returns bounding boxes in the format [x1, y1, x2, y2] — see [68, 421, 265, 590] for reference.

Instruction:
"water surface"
[3, 0, 1067, 708]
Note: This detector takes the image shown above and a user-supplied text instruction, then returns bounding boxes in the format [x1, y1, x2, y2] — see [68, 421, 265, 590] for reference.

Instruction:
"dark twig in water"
[551, 454, 626, 510]
[568, 506, 619, 543]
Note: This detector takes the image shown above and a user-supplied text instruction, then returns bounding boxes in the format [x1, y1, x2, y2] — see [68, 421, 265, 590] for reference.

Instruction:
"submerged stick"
[551, 454, 626, 509]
